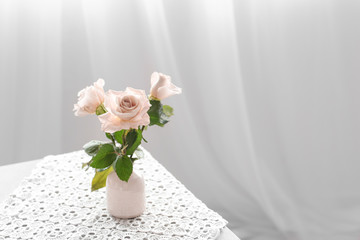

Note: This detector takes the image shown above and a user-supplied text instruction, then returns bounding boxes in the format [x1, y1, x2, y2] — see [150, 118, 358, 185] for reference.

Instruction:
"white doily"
[0, 147, 227, 239]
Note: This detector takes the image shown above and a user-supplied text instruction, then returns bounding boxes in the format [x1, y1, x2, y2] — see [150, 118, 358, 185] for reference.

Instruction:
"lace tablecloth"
[0, 147, 227, 239]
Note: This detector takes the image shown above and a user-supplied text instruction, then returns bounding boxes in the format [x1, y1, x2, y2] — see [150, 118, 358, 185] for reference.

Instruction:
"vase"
[106, 170, 145, 218]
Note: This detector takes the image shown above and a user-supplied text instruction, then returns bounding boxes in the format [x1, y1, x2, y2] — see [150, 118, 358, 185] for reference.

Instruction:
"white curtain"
[0, 0, 63, 165]
[1, 0, 360, 239]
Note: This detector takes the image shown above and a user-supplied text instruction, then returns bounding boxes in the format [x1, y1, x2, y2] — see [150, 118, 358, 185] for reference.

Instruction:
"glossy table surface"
[0, 159, 240, 240]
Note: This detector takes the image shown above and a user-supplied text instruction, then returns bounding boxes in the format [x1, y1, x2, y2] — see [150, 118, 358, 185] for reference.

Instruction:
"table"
[0, 151, 240, 240]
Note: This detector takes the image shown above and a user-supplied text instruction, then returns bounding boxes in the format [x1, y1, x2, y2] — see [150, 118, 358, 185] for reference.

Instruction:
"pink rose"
[98, 87, 151, 132]
[150, 72, 182, 100]
[73, 79, 105, 116]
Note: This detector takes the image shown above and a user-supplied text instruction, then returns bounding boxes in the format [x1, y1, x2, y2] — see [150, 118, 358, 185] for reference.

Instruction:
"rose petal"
[98, 112, 123, 133]
[150, 72, 159, 87]
[73, 79, 106, 116]
[100, 87, 151, 131]
[149, 72, 181, 100]
[156, 83, 182, 100]
[73, 104, 90, 117]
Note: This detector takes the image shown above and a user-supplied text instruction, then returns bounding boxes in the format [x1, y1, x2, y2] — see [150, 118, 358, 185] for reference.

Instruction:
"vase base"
[108, 211, 144, 219]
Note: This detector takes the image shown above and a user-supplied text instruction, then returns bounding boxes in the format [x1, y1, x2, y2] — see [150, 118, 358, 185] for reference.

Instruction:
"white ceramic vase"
[106, 170, 145, 218]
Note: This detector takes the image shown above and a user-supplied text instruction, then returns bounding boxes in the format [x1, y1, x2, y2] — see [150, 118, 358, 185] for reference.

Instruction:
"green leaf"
[148, 99, 170, 127]
[163, 105, 174, 117]
[115, 155, 133, 182]
[113, 130, 125, 145]
[83, 140, 106, 156]
[90, 144, 117, 169]
[91, 166, 113, 191]
[105, 133, 113, 140]
[125, 129, 142, 155]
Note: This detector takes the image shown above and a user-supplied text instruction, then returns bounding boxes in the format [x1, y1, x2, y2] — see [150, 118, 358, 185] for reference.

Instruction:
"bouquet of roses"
[73, 72, 181, 191]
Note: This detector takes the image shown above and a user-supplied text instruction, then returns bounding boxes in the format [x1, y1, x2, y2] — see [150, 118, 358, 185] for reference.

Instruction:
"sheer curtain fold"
[2, 0, 360, 239]
[0, 0, 63, 165]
